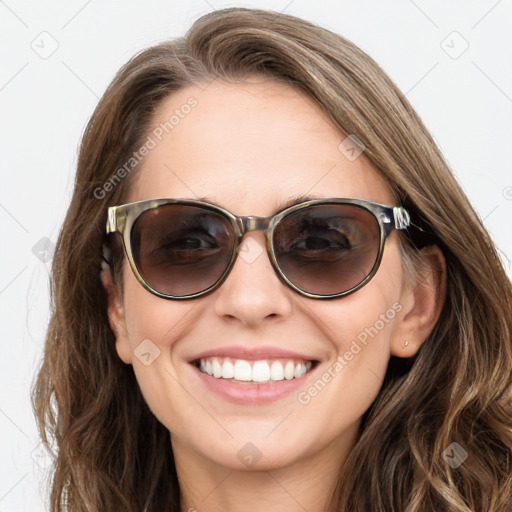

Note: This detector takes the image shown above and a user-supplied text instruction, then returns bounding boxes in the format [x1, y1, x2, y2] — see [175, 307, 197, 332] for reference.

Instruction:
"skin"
[102, 76, 446, 512]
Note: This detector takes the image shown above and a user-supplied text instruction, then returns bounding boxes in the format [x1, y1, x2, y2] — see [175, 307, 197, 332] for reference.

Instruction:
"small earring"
[403, 341, 409, 347]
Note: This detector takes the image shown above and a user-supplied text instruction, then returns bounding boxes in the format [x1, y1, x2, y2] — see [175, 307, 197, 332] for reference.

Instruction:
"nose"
[212, 233, 294, 326]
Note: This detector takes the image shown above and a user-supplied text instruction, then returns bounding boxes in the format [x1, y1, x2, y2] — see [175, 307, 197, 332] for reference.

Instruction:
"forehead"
[126, 77, 395, 214]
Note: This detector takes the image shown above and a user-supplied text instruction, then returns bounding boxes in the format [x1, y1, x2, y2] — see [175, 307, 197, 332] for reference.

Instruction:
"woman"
[32, 7, 512, 511]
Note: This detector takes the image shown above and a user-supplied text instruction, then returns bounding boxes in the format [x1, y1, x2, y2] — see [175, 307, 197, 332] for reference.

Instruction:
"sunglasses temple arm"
[393, 206, 411, 230]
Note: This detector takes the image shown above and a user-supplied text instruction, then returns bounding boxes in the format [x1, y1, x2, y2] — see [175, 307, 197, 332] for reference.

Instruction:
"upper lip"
[188, 345, 318, 363]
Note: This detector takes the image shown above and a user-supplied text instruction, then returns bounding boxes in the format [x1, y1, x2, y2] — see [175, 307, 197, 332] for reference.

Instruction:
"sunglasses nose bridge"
[235, 215, 273, 259]
[240, 215, 271, 234]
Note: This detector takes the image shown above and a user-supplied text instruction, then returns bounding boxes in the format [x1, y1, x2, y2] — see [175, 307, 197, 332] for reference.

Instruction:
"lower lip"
[192, 364, 316, 404]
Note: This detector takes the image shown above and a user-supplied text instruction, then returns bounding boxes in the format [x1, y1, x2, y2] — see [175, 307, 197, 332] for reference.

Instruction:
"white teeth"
[212, 358, 222, 378]
[234, 360, 252, 381]
[293, 362, 307, 378]
[221, 360, 234, 379]
[284, 361, 295, 380]
[270, 361, 284, 381]
[252, 361, 270, 382]
[197, 357, 314, 383]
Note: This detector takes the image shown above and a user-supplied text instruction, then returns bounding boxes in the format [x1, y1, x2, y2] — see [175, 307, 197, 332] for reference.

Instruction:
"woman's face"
[108, 76, 419, 472]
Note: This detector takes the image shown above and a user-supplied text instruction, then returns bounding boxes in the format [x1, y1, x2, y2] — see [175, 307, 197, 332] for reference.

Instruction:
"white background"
[1, 1, 511, 510]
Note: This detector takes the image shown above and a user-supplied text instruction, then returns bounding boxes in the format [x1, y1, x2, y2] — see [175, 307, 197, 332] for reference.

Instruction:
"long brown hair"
[32, 8, 512, 511]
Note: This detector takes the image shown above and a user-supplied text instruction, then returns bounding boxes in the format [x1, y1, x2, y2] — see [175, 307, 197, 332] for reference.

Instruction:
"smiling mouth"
[194, 357, 317, 384]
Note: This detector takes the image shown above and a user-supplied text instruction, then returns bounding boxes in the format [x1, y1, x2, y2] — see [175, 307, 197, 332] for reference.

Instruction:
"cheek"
[308, 242, 403, 362]
[303, 289, 399, 388]
[119, 267, 200, 427]
[294, 244, 405, 429]
[120, 259, 204, 349]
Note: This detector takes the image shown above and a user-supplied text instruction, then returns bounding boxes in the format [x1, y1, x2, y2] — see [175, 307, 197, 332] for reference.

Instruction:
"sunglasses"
[105, 198, 411, 300]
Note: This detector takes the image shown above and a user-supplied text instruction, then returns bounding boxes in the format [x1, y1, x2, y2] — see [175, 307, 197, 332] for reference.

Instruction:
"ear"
[390, 245, 446, 357]
[100, 266, 133, 364]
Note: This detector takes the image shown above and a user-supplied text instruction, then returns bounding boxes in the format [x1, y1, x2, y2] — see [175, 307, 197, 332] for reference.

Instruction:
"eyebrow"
[196, 193, 321, 213]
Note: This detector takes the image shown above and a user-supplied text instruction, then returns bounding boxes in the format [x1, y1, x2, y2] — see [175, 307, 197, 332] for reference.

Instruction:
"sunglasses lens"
[127, 202, 382, 298]
[273, 205, 380, 295]
[131, 205, 235, 296]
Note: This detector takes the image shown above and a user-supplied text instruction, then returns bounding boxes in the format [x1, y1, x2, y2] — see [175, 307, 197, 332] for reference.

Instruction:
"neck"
[172, 423, 359, 512]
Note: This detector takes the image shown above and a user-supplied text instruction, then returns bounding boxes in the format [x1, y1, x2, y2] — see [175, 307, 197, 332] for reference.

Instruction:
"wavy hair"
[32, 7, 512, 511]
